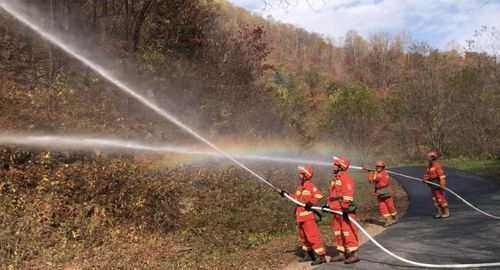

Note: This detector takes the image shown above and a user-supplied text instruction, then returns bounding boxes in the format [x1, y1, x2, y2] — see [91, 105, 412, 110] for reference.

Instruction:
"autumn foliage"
[0, 0, 496, 268]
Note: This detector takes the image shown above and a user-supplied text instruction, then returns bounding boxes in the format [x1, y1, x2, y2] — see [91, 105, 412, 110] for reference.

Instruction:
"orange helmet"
[333, 156, 350, 171]
[427, 151, 438, 158]
[376, 160, 385, 167]
[298, 166, 313, 179]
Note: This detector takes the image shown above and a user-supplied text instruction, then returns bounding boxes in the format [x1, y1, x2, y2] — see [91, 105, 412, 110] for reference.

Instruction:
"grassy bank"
[441, 158, 500, 180]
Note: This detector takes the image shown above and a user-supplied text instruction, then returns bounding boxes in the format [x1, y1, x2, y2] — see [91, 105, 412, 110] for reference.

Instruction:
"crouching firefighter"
[365, 160, 398, 227]
[322, 156, 360, 264]
[278, 166, 327, 265]
[424, 151, 450, 219]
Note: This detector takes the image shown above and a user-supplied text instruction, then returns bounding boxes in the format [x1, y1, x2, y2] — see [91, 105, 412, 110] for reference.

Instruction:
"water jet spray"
[0, 1, 276, 189]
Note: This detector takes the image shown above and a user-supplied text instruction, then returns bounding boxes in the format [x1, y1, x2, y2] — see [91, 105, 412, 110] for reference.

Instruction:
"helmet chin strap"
[298, 174, 305, 184]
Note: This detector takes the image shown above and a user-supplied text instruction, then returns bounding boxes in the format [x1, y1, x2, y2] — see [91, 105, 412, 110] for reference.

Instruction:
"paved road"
[316, 166, 500, 270]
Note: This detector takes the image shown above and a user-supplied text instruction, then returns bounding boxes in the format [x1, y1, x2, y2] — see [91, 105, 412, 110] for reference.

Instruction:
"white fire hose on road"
[346, 163, 500, 220]
[284, 193, 500, 268]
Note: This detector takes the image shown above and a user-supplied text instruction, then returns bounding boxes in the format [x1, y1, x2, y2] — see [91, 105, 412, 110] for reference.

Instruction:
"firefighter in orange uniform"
[424, 151, 450, 218]
[367, 160, 398, 227]
[323, 156, 360, 264]
[278, 166, 327, 265]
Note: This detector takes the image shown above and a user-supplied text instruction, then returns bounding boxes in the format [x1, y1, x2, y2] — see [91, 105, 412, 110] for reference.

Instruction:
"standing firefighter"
[424, 151, 450, 218]
[366, 161, 398, 227]
[323, 156, 360, 264]
[278, 166, 327, 265]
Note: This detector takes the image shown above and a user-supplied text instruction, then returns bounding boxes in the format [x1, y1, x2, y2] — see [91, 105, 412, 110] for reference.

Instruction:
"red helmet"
[376, 160, 385, 167]
[427, 151, 438, 158]
[298, 166, 313, 179]
[333, 156, 350, 171]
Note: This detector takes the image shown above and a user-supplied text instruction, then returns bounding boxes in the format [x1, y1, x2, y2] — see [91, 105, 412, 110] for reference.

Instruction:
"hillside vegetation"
[0, 0, 496, 269]
[0, 0, 498, 161]
[0, 149, 407, 269]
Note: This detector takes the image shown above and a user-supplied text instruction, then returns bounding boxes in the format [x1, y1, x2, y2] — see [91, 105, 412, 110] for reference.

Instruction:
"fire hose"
[284, 193, 500, 268]
[346, 162, 500, 220]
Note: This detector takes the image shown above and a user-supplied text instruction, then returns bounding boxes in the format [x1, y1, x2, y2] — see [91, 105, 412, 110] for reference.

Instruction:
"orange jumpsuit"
[327, 171, 359, 254]
[368, 170, 397, 218]
[291, 180, 326, 256]
[424, 161, 448, 208]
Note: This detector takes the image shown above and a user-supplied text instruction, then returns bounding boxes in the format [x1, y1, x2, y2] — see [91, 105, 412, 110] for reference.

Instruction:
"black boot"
[311, 255, 326, 266]
[330, 253, 345, 262]
[299, 250, 314, 262]
[344, 251, 360, 264]
[383, 217, 393, 227]
[298, 253, 313, 262]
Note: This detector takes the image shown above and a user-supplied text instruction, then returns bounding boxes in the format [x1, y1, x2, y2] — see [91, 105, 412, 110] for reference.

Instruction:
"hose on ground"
[284, 193, 500, 268]
[347, 164, 500, 220]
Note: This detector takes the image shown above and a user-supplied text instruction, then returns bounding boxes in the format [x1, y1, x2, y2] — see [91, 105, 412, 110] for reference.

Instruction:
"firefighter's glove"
[321, 204, 330, 213]
[305, 202, 313, 211]
[278, 189, 288, 197]
[342, 207, 350, 221]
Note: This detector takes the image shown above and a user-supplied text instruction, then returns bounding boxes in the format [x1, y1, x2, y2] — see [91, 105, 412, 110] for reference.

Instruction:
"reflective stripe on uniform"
[343, 231, 350, 236]
[334, 231, 341, 236]
[314, 194, 323, 199]
[314, 247, 325, 254]
[440, 175, 446, 179]
[301, 190, 312, 195]
[298, 211, 312, 216]
[296, 191, 301, 195]
[336, 246, 345, 252]
[348, 246, 358, 252]
[343, 196, 354, 201]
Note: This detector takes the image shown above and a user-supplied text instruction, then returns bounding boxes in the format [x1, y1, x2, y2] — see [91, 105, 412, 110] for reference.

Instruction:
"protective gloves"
[342, 207, 350, 221]
[305, 202, 313, 211]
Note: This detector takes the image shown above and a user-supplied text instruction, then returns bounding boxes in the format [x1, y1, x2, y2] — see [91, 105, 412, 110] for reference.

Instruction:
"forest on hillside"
[0, 0, 498, 162]
[0, 1, 498, 269]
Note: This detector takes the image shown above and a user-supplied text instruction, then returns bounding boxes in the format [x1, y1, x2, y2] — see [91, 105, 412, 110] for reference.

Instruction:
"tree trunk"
[48, 0, 54, 111]
[129, 0, 154, 53]
[26, 35, 34, 88]
[93, 0, 98, 31]
[102, 0, 108, 34]
[124, 0, 129, 39]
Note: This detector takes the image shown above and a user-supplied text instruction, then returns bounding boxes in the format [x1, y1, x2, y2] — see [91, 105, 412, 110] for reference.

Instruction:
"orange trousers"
[378, 196, 397, 218]
[431, 189, 448, 207]
[333, 213, 359, 254]
[299, 219, 326, 256]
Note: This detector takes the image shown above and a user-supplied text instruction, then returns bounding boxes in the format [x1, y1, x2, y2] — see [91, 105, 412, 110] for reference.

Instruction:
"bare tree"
[129, 0, 154, 52]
